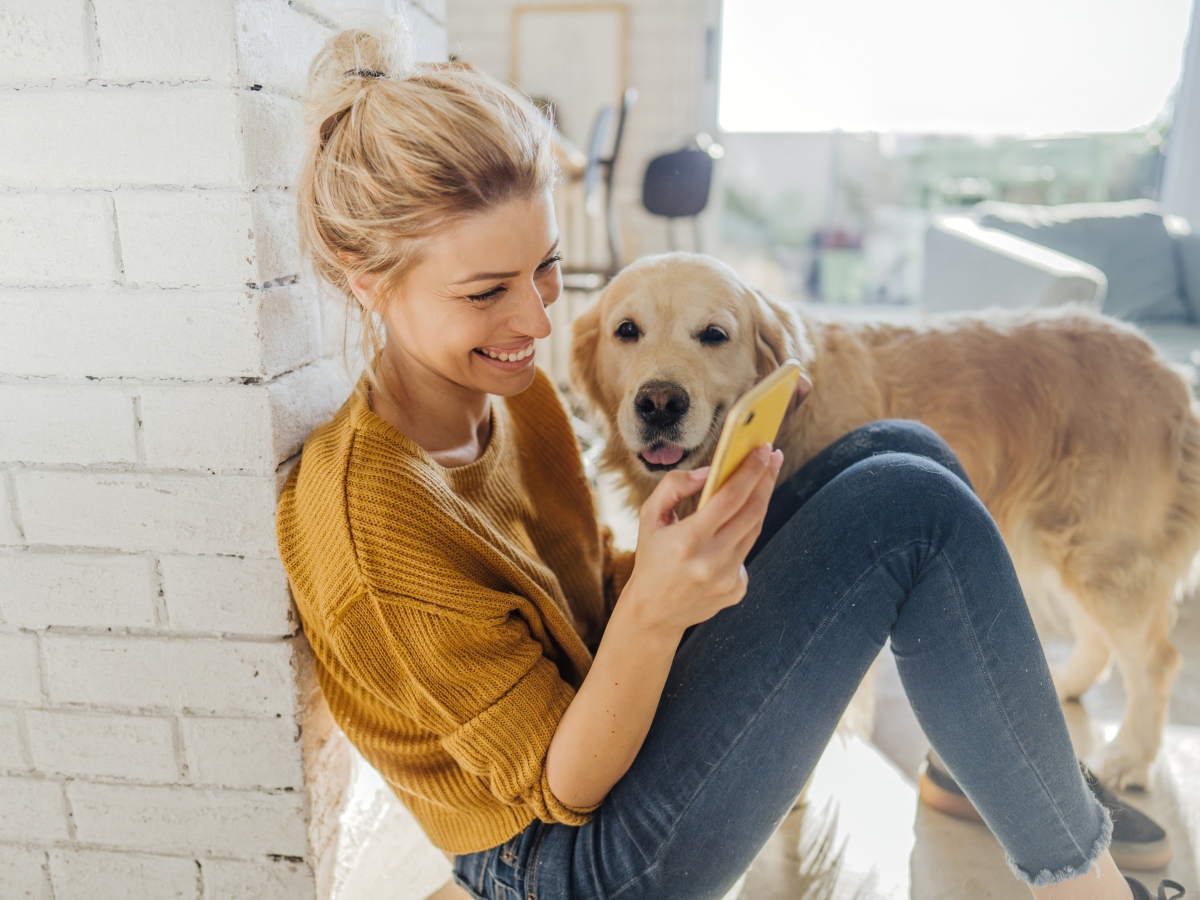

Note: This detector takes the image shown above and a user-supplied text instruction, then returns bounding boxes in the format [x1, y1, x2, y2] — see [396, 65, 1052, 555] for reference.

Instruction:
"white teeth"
[478, 345, 532, 361]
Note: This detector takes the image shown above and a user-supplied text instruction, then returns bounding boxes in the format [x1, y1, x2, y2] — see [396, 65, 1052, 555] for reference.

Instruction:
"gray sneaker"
[917, 750, 1173, 870]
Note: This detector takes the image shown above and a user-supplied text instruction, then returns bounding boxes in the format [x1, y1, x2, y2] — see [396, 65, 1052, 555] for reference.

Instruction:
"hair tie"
[346, 68, 386, 79]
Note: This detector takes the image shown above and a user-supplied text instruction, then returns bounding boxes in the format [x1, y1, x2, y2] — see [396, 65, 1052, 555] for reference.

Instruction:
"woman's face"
[367, 189, 562, 398]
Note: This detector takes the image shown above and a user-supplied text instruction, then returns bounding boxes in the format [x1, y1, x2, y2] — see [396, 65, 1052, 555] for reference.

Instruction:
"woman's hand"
[622, 443, 784, 636]
[545, 443, 783, 809]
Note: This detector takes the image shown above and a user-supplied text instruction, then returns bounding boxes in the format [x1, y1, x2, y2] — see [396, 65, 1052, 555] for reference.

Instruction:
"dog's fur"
[570, 252, 1200, 788]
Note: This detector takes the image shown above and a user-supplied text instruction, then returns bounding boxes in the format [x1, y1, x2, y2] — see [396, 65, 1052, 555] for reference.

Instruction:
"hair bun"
[306, 23, 413, 99]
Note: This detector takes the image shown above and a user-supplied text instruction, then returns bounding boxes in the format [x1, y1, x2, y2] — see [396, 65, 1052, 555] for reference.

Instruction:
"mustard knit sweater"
[276, 369, 635, 854]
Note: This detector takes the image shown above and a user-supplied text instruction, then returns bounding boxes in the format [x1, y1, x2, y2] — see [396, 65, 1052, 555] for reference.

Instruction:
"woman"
[277, 27, 1181, 900]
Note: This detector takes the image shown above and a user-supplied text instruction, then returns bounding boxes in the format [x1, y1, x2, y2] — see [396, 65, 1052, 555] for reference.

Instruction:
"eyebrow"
[452, 238, 560, 285]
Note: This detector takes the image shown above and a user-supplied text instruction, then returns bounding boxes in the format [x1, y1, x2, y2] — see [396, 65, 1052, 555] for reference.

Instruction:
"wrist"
[607, 585, 686, 648]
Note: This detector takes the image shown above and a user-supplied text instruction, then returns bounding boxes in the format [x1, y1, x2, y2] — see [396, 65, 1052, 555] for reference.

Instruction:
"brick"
[0, 88, 242, 189]
[116, 191, 255, 287]
[0, 0, 91, 83]
[0, 193, 115, 286]
[140, 361, 349, 474]
[267, 359, 352, 464]
[0, 385, 136, 465]
[160, 555, 293, 635]
[49, 849, 198, 900]
[0, 708, 29, 772]
[239, 93, 304, 189]
[0, 287, 320, 380]
[181, 717, 301, 789]
[201, 857, 314, 900]
[139, 386, 272, 474]
[16, 471, 278, 555]
[0, 777, 69, 843]
[68, 782, 308, 857]
[26, 711, 177, 781]
[0, 474, 22, 545]
[0, 551, 156, 629]
[115, 190, 299, 288]
[42, 634, 298, 716]
[0, 845, 51, 900]
[96, 0, 236, 82]
[0, 633, 42, 704]
[234, 0, 331, 97]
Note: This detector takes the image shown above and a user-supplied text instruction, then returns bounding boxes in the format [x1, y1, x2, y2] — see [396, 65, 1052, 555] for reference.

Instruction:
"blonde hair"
[296, 25, 558, 386]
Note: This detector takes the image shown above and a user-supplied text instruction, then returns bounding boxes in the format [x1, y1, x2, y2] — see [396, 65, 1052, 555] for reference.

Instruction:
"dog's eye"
[615, 320, 640, 341]
[698, 326, 728, 346]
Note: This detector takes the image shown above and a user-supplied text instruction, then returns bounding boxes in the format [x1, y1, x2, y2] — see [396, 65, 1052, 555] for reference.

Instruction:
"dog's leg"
[1088, 602, 1180, 790]
[1052, 597, 1112, 702]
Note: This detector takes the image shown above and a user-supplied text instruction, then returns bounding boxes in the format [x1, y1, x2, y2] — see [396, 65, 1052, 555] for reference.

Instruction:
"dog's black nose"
[635, 382, 690, 428]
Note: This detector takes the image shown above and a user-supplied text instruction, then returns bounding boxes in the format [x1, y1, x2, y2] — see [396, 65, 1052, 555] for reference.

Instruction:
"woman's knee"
[839, 450, 984, 534]
[842, 420, 971, 489]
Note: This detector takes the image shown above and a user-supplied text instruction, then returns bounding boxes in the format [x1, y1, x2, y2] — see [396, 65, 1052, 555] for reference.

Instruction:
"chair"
[642, 146, 714, 252]
[560, 88, 638, 291]
[922, 199, 1200, 364]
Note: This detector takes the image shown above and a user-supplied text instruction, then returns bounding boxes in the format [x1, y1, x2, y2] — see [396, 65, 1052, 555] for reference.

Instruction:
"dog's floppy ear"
[750, 287, 802, 380]
[568, 295, 609, 428]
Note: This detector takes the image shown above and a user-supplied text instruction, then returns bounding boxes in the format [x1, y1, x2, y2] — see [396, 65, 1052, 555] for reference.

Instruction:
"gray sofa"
[923, 199, 1200, 364]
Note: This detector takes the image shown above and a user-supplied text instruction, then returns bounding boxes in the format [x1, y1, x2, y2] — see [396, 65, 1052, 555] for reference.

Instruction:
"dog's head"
[570, 252, 810, 501]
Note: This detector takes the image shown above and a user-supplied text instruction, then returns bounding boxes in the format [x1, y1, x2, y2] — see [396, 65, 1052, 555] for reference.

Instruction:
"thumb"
[641, 466, 710, 528]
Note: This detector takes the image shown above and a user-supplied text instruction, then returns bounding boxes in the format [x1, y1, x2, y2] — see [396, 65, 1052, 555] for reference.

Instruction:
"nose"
[634, 382, 690, 428]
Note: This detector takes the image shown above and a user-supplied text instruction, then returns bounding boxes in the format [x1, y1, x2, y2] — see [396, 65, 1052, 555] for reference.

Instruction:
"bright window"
[719, 0, 1195, 134]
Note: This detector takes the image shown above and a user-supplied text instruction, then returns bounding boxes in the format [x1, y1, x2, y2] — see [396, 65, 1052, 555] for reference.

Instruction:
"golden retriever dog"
[569, 252, 1200, 789]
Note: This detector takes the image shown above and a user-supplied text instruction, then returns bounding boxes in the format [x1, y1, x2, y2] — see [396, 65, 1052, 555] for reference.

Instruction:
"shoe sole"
[916, 771, 1173, 870]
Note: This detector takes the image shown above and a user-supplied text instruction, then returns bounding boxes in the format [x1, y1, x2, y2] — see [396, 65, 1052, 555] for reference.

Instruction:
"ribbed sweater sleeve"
[329, 590, 598, 825]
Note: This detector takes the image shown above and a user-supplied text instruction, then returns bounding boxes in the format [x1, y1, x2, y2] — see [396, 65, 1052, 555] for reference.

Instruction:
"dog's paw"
[1089, 738, 1153, 791]
[1051, 666, 1088, 702]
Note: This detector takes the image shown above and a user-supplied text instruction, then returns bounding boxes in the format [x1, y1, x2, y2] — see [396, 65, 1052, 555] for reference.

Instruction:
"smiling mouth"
[638, 442, 691, 471]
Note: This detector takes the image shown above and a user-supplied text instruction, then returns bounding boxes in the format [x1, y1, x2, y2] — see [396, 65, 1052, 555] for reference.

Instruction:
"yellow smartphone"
[696, 360, 808, 510]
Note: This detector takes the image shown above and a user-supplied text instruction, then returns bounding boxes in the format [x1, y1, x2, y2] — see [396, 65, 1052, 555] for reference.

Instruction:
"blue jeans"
[453, 421, 1111, 899]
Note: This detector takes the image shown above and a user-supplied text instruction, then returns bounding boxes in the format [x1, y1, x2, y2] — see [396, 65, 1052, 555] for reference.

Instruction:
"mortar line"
[15, 707, 36, 773]
[33, 630, 50, 706]
[109, 193, 126, 285]
[151, 553, 170, 627]
[41, 848, 56, 900]
[132, 393, 147, 466]
[82, 0, 99, 77]
[5, 467, 27, 542]
[171, 715, 190, 781]
[61, 778, 78, 841]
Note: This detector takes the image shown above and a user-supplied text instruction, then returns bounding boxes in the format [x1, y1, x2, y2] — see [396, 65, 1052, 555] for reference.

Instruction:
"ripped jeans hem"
[1007, 801, 1114, 887]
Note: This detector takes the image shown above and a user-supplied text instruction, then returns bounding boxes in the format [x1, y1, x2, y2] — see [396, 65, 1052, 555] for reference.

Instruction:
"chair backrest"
[642, 148, 713, 218]
[582, 104, 614, 211]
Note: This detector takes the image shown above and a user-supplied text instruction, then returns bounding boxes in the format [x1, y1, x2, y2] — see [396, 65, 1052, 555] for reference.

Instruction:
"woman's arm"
[546, 445, 783, 809]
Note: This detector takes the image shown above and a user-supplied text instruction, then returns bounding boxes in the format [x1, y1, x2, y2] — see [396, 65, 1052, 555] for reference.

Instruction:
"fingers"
[641, 466, 711, 528]
[712, 453, 779, 554]
[692, 445, 776, 534]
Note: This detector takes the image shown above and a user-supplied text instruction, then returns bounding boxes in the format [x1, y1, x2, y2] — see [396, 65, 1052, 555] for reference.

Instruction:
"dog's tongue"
[641, 443, 685, 466]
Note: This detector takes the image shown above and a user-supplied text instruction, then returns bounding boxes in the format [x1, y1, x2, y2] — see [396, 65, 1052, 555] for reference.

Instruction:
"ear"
[568, 295, 610, 430]
[750, 288, 802, 380]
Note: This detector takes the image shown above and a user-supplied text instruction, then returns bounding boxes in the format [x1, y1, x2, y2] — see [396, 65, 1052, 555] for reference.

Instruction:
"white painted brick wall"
[201, 857, 316, 900]
[0, 193, 117, 286]
[0, 552, 157, 629]
[25, 710, 178, 781]
[0, 778, 70, 843]
[1, 2, 447, 897]
[0, 709, 29, 772]
[0, 845, 51, 900]
[42, 635, 299, 716]
[0, 0, 92, 83]
[96, 0, 238, 82]
[160, 555, 293, 635]
[0, 386, 137, 465]
[0, 634, 43, 704]
[16, 471, 279, 555]
[181, 716, 304, 789]
[49, 849, 199, 900]
[68, 782, 309, 856]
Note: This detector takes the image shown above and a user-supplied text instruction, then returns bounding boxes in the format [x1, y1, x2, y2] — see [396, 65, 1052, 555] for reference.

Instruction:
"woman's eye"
[615, 320, 640, 341]
[467, 285, 506, 302]
[699, 326, 728, 346]
[537, 254, 563, 272]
